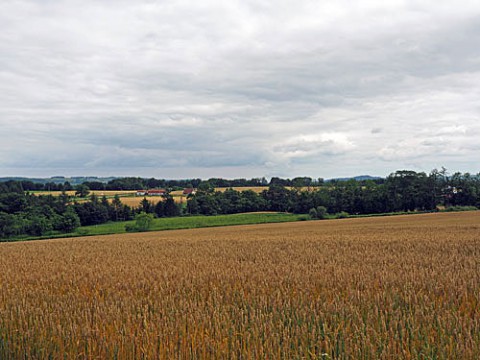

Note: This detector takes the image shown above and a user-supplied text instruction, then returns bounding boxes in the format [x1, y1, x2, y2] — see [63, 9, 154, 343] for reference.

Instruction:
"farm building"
[136, 189, 167, 196]
[183, 188, 197, 196]
[146, 189, 166, 196]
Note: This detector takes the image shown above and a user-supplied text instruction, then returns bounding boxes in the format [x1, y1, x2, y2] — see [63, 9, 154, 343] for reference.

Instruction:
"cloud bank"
[1, 0, 479, 178]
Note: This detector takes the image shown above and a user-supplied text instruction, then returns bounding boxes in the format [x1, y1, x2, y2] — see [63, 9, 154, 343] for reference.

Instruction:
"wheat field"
[0, 212, 479, 358]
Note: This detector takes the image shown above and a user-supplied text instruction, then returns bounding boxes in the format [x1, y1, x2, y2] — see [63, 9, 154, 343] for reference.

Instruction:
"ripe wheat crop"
[0, 212, 479, 358]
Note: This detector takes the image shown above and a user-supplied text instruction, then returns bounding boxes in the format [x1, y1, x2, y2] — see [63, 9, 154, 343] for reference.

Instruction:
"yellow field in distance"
[116, 196, 186, 207]
[31, 190, 137, 197]
[31, 187, 270, 197]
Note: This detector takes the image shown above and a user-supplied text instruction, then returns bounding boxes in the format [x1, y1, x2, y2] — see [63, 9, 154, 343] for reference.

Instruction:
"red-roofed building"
[147, 189, 166, 196]
[183, 188, 196, 196]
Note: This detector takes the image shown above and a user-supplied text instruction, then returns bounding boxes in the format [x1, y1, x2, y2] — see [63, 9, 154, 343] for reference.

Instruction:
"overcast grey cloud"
[1, 0, 480, 179]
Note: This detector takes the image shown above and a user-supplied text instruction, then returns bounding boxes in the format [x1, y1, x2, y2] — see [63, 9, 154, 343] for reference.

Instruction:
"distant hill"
[326, 175, 383, 182]
[0, 174, 384, 187]
[0, 176, 118, 186]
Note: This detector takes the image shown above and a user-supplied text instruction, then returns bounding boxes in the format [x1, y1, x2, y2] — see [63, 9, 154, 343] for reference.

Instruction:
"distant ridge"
[0, 176, 118, 186]
[326, 175, 382, 182]
[1, 175, 384, 186]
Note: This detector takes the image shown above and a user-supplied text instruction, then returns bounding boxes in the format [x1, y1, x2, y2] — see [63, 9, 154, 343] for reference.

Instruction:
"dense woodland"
[1, 169, 479, 239]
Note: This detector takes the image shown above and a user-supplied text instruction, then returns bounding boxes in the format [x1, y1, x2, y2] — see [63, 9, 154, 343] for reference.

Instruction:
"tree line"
[0, 189, 80, 238]
[10, 175, 343, 192]
[1, 168, 479, 239]
[10, 177, 271, 192]
[0, 182, 184, 238]
[184, 169, 480, 216]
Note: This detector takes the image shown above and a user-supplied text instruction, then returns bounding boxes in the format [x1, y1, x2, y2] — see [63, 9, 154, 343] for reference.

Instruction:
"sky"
[1, 0, 480, 179]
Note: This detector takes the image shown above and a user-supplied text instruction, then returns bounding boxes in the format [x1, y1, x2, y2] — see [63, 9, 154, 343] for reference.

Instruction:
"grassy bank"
[78, 212, 304, 236]
[4, 208, 477, 242]
[2, 213, 304, 241]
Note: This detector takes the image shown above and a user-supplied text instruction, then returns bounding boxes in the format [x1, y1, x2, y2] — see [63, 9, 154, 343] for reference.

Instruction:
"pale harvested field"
[0, 212, 479, 358]
[214, 186, 317, 193]
[32, 186, 315, 198]
[31, 191, 187, 206]
[170, 187, 269, 195]
[32, 190, 137, 197]
[117, 195, 186, 207]
[112, 195, 162, 207]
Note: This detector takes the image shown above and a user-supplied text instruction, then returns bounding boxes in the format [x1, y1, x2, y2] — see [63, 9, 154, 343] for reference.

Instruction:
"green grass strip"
[3, 213, 304, 241]
[79, 213, 304, 236]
